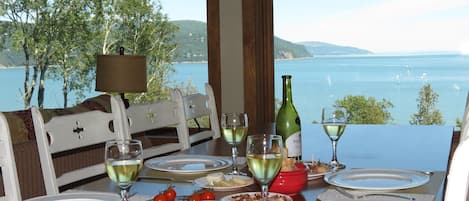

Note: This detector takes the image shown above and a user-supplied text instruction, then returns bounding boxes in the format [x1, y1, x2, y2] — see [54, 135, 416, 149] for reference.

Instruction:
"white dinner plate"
[144, 155, 232, 173]
[27, 192, 120, 201]
[324, 168, 430, 191]
[193, 174, 254, 191]
[220, 192, 293, 201]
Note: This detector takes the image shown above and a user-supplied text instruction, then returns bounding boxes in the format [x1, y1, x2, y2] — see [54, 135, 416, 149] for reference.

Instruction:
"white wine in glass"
[321, 106, 347, 170]
[246, 135, 283, 201]
[105, 139, 143, 201]
[221, 112, 248, 175]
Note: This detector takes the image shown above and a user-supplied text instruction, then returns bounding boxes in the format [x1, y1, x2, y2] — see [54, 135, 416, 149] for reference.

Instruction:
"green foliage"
[47, 0, 95, 107]
[410, 83, 444, 125]
[1, 0, 179, 107]
[455, 118, 462, 131]
[108, 0, 179, 103]
[335, 95, 394, 124]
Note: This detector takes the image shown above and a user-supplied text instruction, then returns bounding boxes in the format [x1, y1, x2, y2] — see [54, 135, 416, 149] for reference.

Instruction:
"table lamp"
[95, 47, 147, 108]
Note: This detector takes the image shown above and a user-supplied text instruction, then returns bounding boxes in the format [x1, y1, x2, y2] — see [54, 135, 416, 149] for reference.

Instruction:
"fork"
[335, 187, 416, 200]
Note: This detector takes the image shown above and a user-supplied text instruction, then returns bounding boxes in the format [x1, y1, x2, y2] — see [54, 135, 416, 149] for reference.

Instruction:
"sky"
[160, 0, 469, 53]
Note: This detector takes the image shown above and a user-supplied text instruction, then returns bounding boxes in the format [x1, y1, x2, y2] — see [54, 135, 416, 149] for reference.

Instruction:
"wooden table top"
[76, 124, 454, 201]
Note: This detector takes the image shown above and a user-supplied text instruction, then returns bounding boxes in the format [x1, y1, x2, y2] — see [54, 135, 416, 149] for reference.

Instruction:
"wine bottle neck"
[282, 76, 293, 104]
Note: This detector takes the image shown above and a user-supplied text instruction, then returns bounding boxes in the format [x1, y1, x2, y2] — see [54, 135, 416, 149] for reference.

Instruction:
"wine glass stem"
[231, 145, 239, 174]
[331, 140, 338, 164]
[120, 188, 129, 201]
[261, 184, 269, 201]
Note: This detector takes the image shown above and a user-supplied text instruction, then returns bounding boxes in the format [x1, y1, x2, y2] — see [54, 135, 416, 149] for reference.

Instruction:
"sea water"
[2, 53, 468, 125]
[275, 54, 469, 125]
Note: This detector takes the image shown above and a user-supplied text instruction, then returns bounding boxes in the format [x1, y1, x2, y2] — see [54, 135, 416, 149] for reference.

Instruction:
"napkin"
[317, 188, 435, 201]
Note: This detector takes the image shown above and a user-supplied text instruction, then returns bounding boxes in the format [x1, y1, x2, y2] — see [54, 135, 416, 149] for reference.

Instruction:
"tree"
[47, 0, 95, 107]
[2, 0, 178, 108]
[108, 0, 178, 103]
[1, 0, 38, 108]
[410, 83, 444, 125]
[2, 0, 83, 108]
[336, 95, 394, 124]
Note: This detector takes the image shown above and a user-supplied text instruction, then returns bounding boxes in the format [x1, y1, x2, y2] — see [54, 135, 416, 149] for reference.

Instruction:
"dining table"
[75, 123, 454, 201]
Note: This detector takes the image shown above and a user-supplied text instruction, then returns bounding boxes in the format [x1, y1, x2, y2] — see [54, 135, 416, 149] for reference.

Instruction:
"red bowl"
[270, 163, 308, 195]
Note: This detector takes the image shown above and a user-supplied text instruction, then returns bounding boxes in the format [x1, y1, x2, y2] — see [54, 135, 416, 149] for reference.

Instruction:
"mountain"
[172, 20, 208, 62]
[0, 20, 372, 66]
[172, 20, 311, 61]
[274, 37, 311, 59]
[298, 41, 372, 55]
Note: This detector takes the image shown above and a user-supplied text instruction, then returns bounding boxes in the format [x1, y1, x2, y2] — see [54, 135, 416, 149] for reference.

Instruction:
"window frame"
[207, 0, 275, 132]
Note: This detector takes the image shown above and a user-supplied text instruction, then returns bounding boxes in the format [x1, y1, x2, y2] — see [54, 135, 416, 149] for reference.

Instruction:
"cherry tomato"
[153, 193, 168, 201]
[188, 193, 201, 201]
[163, 187, 177, 201]
[200, 190, 215, 200]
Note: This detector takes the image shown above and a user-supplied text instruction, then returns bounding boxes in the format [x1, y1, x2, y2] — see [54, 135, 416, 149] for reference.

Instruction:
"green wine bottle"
[276, 75, 302, 161]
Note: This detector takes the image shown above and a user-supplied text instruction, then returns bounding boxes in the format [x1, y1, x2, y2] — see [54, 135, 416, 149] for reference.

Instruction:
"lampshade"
[95, 55, 147, 93]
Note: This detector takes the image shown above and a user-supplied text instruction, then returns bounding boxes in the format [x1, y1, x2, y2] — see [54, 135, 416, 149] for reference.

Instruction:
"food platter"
[193, 174, 254, 191]
[304, 161, 332, 180]
[220, 192, 292, 201]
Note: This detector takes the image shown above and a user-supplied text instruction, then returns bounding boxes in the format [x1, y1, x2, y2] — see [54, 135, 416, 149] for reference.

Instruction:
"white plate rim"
[193, 175, 254, 191]
[26, 192, 119, 201]
[220, 192, 293, 201]
[308, 171, 330, 180]
[324, 168, 430, 190]
[144, 155, 232, 173]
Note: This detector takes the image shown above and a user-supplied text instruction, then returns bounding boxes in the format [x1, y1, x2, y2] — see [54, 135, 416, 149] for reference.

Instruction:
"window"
[0, 0, 208, 110]
[273, 0, 469, 125]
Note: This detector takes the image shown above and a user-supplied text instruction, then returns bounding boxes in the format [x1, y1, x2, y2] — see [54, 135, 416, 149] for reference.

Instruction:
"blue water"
[2, 54, 469, 125]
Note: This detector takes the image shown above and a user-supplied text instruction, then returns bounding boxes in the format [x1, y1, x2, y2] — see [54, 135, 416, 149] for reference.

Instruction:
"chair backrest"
[0, 113, 22, 201]
[459, 92, 469, 144]
[171, 83, 220, 145]
[124, 97, 190, 159]
[31, 96, 122, 195]
[444, 138, 469, 201]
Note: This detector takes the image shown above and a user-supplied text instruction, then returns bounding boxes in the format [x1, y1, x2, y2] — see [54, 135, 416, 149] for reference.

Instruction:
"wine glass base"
[330, 162, 346, 171]
[227, 171, 247, 176]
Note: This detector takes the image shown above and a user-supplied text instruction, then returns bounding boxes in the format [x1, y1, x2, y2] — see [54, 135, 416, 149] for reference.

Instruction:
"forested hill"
[299, 41, 372, 55]
[0, 20, 372, 66]
[172, 20, 311, 62]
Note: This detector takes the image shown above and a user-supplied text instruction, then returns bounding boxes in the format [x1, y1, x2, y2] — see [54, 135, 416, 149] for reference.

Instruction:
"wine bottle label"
[285, 131, 301, 157]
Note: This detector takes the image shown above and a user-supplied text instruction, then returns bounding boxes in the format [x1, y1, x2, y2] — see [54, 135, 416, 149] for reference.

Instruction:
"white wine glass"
[321, 106, 347, 170]
[105, 139, 143, 201]
[246, 135, 283, 201]
[221, 112, 248, 175]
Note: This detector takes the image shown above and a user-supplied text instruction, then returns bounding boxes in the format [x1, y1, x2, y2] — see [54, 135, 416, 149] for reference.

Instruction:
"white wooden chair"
[459, 92, 469, 144]
[0, 113, 22, 201]
[31, 96, 123, 195]
[444, 138, 469, 201]
[171, 83, 220, 145]
[123, 97, 190, 159]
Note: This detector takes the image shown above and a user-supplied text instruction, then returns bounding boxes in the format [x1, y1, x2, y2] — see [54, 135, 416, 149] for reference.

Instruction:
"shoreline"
[2, 53, 464, 68]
